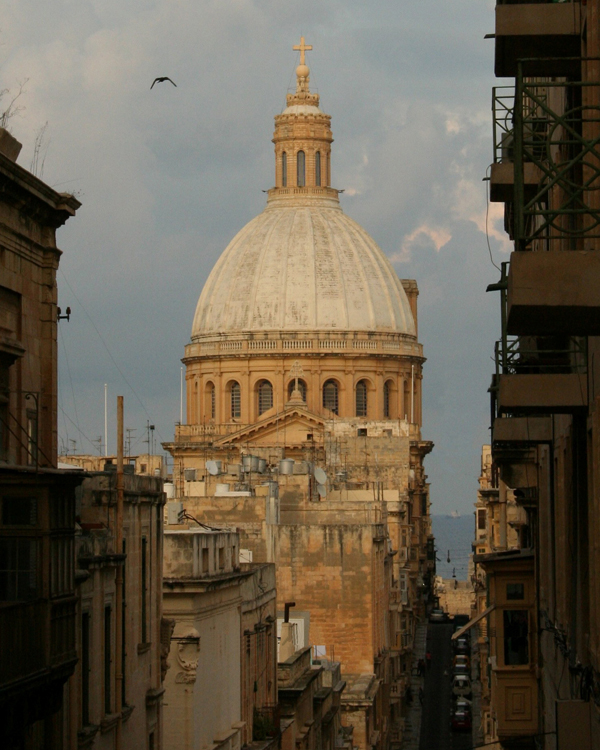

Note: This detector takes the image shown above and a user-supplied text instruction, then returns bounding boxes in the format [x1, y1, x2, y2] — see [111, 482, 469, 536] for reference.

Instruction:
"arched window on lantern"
[315, 151, 321, 186]
[322, 379, 339, 415]
[230, 381, 241, 420]
[297, 150, 306, 187]
[282, 152, 287, 187]
[288, 379, 307, 402]
[257, 380, 273, 415]
[356, 380, 368, 417]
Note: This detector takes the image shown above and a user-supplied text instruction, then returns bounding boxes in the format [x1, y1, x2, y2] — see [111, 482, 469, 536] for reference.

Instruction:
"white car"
[452, 675, 472, 698]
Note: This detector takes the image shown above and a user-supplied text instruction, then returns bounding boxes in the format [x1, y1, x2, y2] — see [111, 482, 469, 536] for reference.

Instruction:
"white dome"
[192, 197, 416, 339]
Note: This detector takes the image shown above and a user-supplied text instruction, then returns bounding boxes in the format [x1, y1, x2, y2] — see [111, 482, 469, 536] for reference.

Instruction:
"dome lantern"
[271, 37, 334, 195]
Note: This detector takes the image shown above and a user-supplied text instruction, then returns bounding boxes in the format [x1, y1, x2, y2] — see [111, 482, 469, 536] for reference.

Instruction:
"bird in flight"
[151, 77, 177, 89]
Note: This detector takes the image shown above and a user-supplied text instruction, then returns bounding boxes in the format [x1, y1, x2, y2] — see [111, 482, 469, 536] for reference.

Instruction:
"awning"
[451, 604, 495, 640]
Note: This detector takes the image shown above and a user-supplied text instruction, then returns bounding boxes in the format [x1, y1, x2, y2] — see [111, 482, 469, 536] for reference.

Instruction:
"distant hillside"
[431, 514, 474, 581]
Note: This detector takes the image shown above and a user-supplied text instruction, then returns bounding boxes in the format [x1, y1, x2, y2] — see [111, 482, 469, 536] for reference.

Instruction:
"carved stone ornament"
[174, 627, 200, 684]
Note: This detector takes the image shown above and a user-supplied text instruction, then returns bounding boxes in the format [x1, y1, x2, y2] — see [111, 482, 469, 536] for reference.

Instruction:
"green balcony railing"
[494, 336, 587, 377]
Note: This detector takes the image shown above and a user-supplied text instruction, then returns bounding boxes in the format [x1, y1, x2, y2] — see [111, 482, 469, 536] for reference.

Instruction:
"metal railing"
[513, 62, 600, 249]
[494, 336, 587, 377]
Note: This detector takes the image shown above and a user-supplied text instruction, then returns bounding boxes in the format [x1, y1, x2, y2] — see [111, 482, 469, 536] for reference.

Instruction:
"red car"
[451, 709, 472, 731]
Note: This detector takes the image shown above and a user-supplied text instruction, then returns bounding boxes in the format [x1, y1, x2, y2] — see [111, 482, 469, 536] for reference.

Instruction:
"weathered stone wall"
[275, 524, 376, 674]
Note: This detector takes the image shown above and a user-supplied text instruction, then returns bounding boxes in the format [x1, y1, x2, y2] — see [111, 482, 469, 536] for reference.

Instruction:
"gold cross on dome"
[293, 36, 313, 66]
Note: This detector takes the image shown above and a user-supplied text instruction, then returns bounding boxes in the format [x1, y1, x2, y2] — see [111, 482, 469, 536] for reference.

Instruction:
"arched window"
[282, 152, 287, 187]
[288, 379, 307, 402]
[257, 380, 273, 415]
[297, 150, 305, 187]
[206, 382, 216, 420]
[322, 380, 339, 415]
[383, 381, 391, 418]
[356, 380, 368, 417]
[230, 382, 241, 419]
[315, 151, 321, 186]
[403, 379, 410, 421]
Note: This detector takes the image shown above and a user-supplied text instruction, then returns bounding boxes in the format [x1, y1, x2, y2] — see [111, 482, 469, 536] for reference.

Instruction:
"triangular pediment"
[214, 406, 325, 447]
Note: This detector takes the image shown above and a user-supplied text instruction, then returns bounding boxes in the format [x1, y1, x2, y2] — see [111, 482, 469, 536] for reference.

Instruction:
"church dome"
[191, 37, 415, 342]
[191, 199, 416, 339]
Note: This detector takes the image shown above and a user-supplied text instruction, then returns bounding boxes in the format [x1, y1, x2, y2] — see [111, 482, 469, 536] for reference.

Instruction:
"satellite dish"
[314, 466, 327, 485]
[206, 460, 219, 476]
[317, 484, 327, 498]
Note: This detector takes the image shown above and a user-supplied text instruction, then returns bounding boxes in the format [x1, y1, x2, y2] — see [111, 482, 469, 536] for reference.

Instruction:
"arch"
[297, 150, 306, 187]
[282, 151, 287, 187]
[403, 379, 410, 421]
[205, 381, 216, 420]
[257, 379, 273, 415]
[315, 151, 321, 187]
[288, 378, 307, 402]
[322, 379, 339, 415]
[355, 379, 368, 417]
[228, 381, 241, 420]
[383, 379, 396, 419]
[193, 379, 199, 422]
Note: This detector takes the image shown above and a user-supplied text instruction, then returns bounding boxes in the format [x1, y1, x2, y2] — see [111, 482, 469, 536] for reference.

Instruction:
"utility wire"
[58, 269, 165, 442]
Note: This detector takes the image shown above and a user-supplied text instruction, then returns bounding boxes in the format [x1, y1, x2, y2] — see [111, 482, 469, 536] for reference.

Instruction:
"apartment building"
[476, 2, 600, 746]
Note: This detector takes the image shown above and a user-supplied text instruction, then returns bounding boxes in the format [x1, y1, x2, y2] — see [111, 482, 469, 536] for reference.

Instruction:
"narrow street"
[419, 624, 473, 750]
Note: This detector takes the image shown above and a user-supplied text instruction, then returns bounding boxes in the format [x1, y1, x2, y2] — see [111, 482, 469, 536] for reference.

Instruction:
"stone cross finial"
[293, 36, 312, 66]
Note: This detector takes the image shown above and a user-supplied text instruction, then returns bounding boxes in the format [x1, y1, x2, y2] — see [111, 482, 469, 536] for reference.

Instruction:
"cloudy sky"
[3, 0, 509, 514]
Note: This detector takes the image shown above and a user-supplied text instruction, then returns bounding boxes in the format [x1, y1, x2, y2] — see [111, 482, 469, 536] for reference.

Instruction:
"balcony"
[509, 74, 600, 252]
[494, 336, 588, 413]
[495, 1, 581, 78]
[507, 251, 600, 335]
[490, 87, 543, 203]
[492, 416, 552, 444]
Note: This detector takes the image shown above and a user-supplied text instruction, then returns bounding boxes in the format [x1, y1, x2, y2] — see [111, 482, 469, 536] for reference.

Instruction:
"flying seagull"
[151, 77, 177, 89]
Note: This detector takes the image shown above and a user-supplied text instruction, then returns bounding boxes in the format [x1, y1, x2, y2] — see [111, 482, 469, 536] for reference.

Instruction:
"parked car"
[452, 675, 472, 698]
[452, 664, 470, 679]
[450, 708, 472, 731]
[453, 654, 470, 669]
[454, 698, 472, 714]
[429, 608, 448, 623]
[454, 637, 470, 654]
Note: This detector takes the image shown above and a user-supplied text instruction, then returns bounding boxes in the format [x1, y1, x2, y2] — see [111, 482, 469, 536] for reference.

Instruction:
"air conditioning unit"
[184, 468, 196, 482]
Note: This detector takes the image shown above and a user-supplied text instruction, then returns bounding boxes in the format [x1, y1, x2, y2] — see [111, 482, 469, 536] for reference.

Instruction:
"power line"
[58, 269, 165, 442]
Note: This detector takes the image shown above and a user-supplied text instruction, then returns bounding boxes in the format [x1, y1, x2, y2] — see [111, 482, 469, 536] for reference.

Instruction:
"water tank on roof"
[279, 459, 295, 475]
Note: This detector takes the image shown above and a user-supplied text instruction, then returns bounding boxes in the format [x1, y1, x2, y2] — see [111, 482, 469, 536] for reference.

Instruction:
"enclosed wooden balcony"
[492, 416, 552, 444]
[495, 1, 581, 78]
[507, 251, 600, 335]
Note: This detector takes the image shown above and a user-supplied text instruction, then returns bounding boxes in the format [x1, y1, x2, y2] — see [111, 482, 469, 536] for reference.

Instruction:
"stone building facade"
[162, 527, 278, 750]
[164, 41, 434, 750]
[474, 2, 600, 747]
[62, 471, 166, 749]
[0, 127, 84, 749]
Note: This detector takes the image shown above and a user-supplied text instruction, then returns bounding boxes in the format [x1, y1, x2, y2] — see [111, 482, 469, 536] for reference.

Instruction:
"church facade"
[164, 41, 434, 750]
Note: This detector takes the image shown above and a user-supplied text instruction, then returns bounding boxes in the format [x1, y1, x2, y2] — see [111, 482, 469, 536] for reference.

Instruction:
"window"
[297, 150, 305, 187]
[383, 381, 391, 418]
[322, 380, 339, 414]
[218, 547, 225, 570]
[27, 409, 38, 465]
[82, 612, 90, 725]
[141, 536, 147, 643]
[104, 605, 112, 713]
[282, 152, 287, 187]
[403, 380, 410, 420]
[257, 380, 273, 415]
[2, 496, 37, 525]
[478, 509, 486, 530]
[503, 609, 529, 665]
[230, 382, 241, 419]
[356, 380, 368, 417]
[206, 382, 216, 419]
[506, 583, 525, 600]
[202, 547, 209, 574]
[315, 151, 321, 186]
[288, 379, 307, 402]
[0, 537, 37, 600]
[357, 428, 367, 437]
